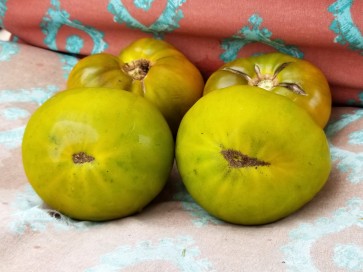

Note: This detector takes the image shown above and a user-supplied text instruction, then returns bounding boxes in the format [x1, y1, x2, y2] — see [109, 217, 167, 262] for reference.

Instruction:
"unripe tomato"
[22, 88, 174, 221]
[204, 53, 331, 128]
[67, 38, 204, 134]
[176, 85, 331, 225]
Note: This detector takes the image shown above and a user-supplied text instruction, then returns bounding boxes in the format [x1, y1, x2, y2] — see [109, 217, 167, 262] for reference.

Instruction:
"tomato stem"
[122, 59, 151, 80]
[72, 152, 95, 164]
[257, 79, 275, 91]
[221, 149, 270, 168]
[223, 62, 307, 95]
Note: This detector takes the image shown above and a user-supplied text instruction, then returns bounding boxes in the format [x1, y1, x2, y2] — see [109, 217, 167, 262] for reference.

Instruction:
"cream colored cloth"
[0, 41, 362, 272]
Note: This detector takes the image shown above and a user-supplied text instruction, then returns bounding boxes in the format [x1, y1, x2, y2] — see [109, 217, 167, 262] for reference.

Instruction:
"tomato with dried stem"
[22, 88, 175, 221]
[204, 53, 331, 128]
[176, 86, 331, 225]
[67, 38, 204, 135]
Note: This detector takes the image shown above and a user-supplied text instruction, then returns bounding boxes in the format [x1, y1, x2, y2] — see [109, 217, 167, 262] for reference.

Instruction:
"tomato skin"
[176, 86, 331, 225]
[22, 88, 174, 221]
[67, 38, 204, 134]
[67, 53, 133, 90]
[204, 53, 331, 128]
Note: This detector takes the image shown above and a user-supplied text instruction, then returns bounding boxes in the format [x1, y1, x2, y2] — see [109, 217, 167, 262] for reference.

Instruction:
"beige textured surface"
[0, 41, 362, 272]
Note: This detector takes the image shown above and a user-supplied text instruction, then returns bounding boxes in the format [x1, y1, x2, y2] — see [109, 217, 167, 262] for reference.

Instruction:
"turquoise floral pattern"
[134, 0, 155, 11]
[347, 92, 363, 106]
[220, 14, 304, 62]
[174, 185, 224, 228]
[1, 107, 29, 121]
[349, 130, 363, 145]
[329, 145, 363, 184]
[281, 198, 363, 271]
[0, 85, 58, 150]
[326, 109, 363, 184]
[107, 0, 186, 38]
[0, 0, 7, 27]
[333, 244, 363, 271]
[40, 0, 108, 54]
[57, 52, 78, 78]
[64, 35, 84, 54]
[328, 0, 363, 54]
[9, 185, 95, 234]
[0, 126, 24, 150]
[86, 236, 214, 272]
[0, 40, 19, 61]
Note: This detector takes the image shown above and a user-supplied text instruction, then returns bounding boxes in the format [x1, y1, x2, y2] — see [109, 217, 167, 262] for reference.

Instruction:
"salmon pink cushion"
[1, 0, 363, 105]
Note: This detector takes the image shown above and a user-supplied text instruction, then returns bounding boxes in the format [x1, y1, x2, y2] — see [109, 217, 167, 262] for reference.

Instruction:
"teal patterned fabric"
[0, 39, 362, 271]
[108, 0, 186, 38]
[0, 0, 6, 27]
[220, 14, 304, 62]
[40, 0, 108, 54]
[0, 1, 362, 271]
[329, 0, 363, 54]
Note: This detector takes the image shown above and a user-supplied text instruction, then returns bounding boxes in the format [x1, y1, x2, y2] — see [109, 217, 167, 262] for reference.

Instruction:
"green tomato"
[176, 85, 331, 225]
[67, 38, 205, 135]
[204, 53, 331, 128]
[22, 88, 174, 221]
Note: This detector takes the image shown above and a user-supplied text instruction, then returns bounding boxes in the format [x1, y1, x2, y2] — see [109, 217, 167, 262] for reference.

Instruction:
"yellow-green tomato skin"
[67, 38, 204, 135]
[176, 86, 331, 225]
[204, 53, 331, 128]
[118, 38, 205, 134]
[22, 88, 174, 221]
[67, 53, 133, 90]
